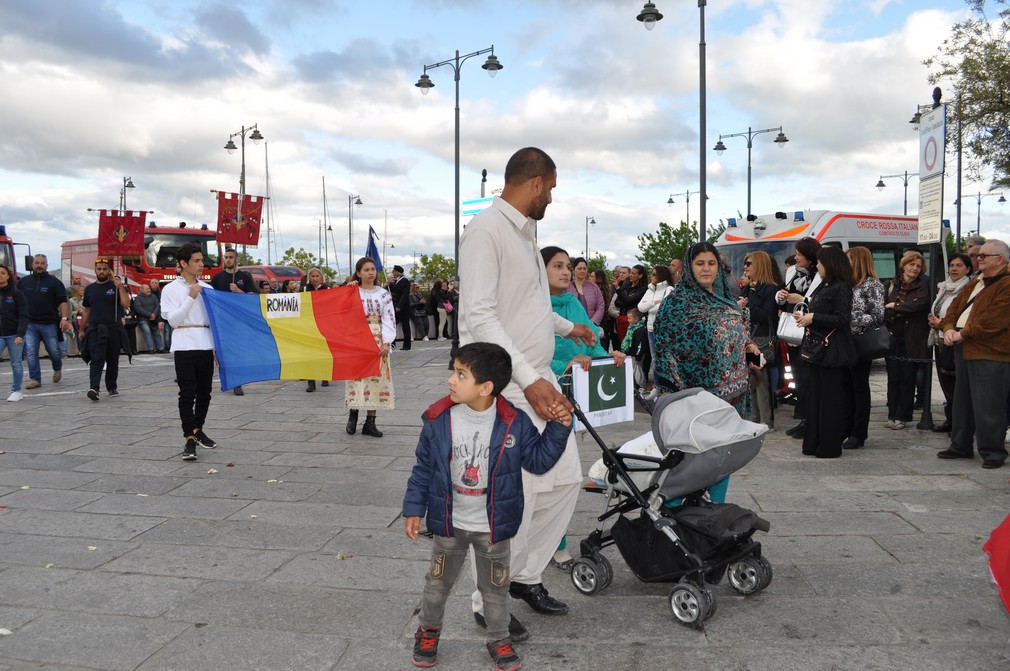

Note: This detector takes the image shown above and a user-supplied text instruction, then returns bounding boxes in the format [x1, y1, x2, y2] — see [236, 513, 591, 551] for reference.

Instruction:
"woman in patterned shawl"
[653, 241, 762, 416]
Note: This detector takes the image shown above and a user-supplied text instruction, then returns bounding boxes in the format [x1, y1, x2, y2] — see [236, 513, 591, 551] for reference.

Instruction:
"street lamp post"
[638, 1, 708, 240]
[875, 171, 920, 216]
[584, 216, 596, 258]
[415, 45, 503, 362]
[224, 124, 264, 256]
[961, 191, 1007, 237]
[347, 194, 363, 274]
[713, 126, 788, 218]
[667, 190, 700, 227]
[119, 176, 135, 213]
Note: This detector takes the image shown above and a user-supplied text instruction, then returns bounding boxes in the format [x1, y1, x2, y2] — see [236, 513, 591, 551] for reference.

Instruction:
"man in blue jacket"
[18, 254, 71, 390]
[403, 342, 571, 671]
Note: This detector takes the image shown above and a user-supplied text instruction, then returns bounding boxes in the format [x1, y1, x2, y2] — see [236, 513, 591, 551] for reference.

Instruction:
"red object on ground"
[983, 513, 1010, 613]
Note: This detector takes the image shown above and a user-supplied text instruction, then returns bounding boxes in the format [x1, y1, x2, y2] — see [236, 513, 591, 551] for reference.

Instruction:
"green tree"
[586, 253, 609, 273]
[636, 221, 700, 269]
[278, 247, 337, 280]
[925, 0, 1010, 185]
[235, 249, 261, 266]
[415, 253, 456, 283]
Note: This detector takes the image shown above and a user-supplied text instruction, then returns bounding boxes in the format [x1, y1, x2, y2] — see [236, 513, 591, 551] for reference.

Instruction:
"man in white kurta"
[461, 147, 597, 637]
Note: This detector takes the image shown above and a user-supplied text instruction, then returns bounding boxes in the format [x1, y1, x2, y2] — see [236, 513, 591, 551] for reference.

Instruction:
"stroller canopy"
[652, 388, 768, 455]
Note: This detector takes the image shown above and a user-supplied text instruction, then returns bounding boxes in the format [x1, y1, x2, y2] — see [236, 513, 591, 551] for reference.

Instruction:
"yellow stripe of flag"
[260, 293, 333, 380]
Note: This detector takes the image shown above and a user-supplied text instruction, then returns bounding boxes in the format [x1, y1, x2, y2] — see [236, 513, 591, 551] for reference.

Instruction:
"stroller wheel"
[727, 556, 772, 595]
[595, 554, 614, 590]
[668, 582, 711, 627]
[571, 558, 602, 595]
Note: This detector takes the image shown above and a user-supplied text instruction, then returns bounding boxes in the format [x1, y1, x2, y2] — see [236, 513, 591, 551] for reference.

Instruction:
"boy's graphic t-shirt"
[449, 403, 496, 532]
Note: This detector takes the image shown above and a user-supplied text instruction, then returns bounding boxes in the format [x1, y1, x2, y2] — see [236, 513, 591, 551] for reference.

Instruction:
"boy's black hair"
[176, 243, 202, 263]
[453, 342, 512, 397]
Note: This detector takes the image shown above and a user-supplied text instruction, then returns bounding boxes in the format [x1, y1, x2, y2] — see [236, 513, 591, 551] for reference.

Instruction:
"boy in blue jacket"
[403, 342, 572, 671]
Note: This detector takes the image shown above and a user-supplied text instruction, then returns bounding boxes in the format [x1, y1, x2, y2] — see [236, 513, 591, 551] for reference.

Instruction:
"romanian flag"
[202, 286, 380, 391]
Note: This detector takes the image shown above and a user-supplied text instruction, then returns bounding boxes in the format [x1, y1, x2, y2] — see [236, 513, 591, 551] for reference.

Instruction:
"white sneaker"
[7, 391, 23, 402]
[423, 336, 429, 341]
[1005, 427, 1009, 444]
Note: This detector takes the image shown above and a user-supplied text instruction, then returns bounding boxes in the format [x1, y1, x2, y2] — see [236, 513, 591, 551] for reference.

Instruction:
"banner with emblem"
[571, 359, 634, 431]
[216, 191, 265, 245]
[97, 209, 146, 257]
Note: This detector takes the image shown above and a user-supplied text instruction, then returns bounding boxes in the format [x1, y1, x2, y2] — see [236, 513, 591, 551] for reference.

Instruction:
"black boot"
[346, 410, 359, 435]
[362, 415, 383, 438]
[306, 380, 316, 393]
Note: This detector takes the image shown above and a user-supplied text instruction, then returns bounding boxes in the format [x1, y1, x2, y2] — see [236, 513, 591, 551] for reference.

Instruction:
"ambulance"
[715, 210, 950, 282]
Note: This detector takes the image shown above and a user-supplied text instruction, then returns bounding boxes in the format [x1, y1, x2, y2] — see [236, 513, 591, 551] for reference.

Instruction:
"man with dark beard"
[79, 258, 131, 401]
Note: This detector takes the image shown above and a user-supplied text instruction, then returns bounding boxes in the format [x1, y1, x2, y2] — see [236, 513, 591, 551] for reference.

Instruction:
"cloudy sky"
[1, 0, 1001, 277]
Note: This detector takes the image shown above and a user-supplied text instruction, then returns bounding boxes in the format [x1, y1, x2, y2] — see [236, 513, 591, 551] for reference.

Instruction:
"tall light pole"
[638, 2, 708, 241]
[224, 124, 264, 256]
[119, 176, 135, 213]
[875, 171, 920, 216]
[584, 216, 596, 258]
[667, 190, 700, 227]
[713, 126, 788, 218]
[416, 45, 503, 361]
[347, 194, 362, 274]
[957, 191, 1007, 237]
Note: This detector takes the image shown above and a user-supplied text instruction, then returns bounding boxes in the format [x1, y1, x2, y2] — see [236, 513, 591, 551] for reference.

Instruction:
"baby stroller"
[571, 387, 772, 627]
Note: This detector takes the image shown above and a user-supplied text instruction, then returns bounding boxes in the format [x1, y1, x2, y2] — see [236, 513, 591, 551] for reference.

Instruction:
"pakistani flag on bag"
[572, 359, 634, 431]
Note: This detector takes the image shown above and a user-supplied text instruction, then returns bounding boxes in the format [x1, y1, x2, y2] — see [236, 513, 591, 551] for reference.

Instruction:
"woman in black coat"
[792, 247, 856, 458]
[883, 251, 930, 430]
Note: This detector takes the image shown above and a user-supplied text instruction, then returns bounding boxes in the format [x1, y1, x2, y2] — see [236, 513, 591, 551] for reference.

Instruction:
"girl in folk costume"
[345, 257, 396, 437]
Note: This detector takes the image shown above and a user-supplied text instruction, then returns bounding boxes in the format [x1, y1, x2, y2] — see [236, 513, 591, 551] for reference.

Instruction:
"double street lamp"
[713, 126, 788, 218]
[415, 45, 503, 360]
[955, 191, 1007, 237]
[637, 1, 709, 240]
[223, 124, 264, 199]
[347, 194, 363, 275]
[875, 171, 920, 216]
[667, 190, 700, 227]
[119, 176, 135, 213]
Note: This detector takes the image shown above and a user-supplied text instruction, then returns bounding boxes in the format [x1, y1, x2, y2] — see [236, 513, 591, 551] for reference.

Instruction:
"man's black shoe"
[937, 449, 972, 460]
[783, 422, 808, 438]
[509, 582, 568, 615]
[233, 386, 244, 396]
[473, 612, 530, 642]
[982, 459, 1005, 469]
[931, 421, 952, 433]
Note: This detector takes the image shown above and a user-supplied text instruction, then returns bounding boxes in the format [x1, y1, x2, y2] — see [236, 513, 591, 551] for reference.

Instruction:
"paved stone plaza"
[0, 343, 1008, 670]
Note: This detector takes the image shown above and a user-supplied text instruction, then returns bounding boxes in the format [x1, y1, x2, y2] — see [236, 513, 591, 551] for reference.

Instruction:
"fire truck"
[0, 224, 34, 279]
[61, 221, 225, 288]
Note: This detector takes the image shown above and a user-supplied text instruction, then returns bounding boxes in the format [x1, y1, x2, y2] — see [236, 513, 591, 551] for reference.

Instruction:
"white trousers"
[471, 478, 581, 613]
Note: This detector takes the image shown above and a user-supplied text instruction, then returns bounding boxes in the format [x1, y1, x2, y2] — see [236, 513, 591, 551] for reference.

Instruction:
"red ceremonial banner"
[97, 210, 146, 257]
[216, 192, 264, 245]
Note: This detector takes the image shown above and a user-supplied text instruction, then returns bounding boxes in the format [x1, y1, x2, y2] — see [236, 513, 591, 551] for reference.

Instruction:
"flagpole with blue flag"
[366, 226, 383, 275]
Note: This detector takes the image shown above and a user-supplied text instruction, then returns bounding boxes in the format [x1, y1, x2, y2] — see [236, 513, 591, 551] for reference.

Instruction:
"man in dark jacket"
[0, 264, 29, 401]
[389, 265, 412, 350]
[132, 283, 164, 353]
[18, 254, 71, 390]
[210, 248, 257, 395]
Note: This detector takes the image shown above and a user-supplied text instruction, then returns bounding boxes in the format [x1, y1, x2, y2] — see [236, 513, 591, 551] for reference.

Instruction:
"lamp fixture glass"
[876, 179, 886, 191]
[667, 196, 675, 205]
[713, 140, 726, 156]
[125, 178, 135, 189]
[774, 131, 789, 146]
[224, 139, 237, 154]
[415, 73, 434, 95]
[250, 128, 264, 144]
[482, 54, 503, 77]
[636, 2, 663, 29]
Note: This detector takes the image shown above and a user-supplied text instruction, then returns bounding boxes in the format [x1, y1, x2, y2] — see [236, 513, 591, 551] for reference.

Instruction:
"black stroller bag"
[612, 503, 769, 582]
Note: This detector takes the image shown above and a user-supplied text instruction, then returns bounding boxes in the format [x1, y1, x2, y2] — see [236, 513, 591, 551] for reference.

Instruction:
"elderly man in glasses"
[938, 239, 1010, 468]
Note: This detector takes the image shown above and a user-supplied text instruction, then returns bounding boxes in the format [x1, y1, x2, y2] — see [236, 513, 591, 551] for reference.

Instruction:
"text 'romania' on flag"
[203, 286, 380, 391]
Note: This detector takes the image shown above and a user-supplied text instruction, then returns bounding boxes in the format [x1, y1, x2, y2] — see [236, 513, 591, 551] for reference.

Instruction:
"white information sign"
[917, 175, 944, 245]
[919, 105, 946, 180]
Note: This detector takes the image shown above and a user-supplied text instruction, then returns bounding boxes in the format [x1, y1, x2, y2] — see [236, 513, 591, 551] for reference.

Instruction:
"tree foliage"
[415, 253, 456, 283]
[924, 0, 1010, 185]
[234, 249, 261, 266]
[635, 221, 726, 269]
[278, 247, 337, 280]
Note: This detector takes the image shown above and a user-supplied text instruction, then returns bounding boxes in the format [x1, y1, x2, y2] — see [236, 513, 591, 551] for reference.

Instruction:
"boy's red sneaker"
[412, 626, 440, 667]
[487, 638, 522, 671]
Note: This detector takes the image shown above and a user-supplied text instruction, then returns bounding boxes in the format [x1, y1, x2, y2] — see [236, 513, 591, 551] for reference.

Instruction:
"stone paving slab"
[261, 453, 395, 470]
[71, 458, 188, 477]
[0, 454, 93, 471]
[0, 439, 90, 454]
[0, 567, 202, 617]
[0, 488, 105, 511]
[78, 493, 253, 520]
[76, 474, 189, 496]
[0, 468, 99, 490]
[322, 528, 432, 561]
[795, 560, 994, 599]
[0, 509, 165, 541]
[0, 613, 189, 670]
[0, 532, 138, 570]
[751, 490, 904, 513]
[108, 542, 296, 581]
[166, 478, 323, 502]
[136, 625, 349, 671]
[134, 518, 337, 552]
[873, 532, 991, 565]
[266, 554, 428, 592]
[760, 511, 921, 536]
[229, 501, 399, 529]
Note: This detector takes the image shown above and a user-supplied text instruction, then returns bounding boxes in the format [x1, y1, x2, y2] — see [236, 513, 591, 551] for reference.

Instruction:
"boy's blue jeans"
[420, 530, 510, 643]
[0, 336, 24, 392]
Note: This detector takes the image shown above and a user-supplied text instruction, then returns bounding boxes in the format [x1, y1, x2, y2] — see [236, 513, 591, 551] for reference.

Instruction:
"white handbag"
[776, 304, 808, 346]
